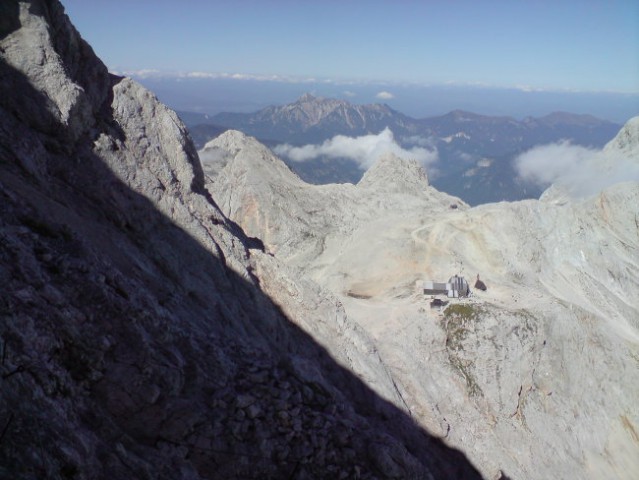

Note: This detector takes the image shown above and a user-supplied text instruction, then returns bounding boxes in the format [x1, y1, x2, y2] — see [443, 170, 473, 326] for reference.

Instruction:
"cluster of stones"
[180, 348, 382, 480]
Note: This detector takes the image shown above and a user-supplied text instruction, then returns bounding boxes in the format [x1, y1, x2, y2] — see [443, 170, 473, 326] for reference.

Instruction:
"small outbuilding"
[474, 274, 487, 291]
[430, 298, 448, 309]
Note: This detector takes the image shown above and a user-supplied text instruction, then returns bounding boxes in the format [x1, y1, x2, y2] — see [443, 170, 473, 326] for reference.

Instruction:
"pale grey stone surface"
[206, 121, 639, 480]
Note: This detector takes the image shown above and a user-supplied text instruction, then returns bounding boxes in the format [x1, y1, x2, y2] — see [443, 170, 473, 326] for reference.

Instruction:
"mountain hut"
[423, 275, 470, 298]
[423, 281, 449, 296]
[447, 275, 470, 298]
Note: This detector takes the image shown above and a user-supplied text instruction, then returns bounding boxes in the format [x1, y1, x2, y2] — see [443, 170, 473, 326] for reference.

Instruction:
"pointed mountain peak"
[358, 153, 429, 194]
[202, 129, 263, 154]
[297, 92, 321, 103]
[199, 130, 270, 178]
[201, 130, 302, 185]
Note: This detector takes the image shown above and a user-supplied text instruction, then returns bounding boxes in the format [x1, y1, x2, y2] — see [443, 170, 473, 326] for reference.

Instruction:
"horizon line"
[109, 68, 639, 96]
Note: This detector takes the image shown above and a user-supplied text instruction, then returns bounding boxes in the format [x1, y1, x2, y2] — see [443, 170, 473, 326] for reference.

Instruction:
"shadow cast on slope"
[0, 49, 485, 480]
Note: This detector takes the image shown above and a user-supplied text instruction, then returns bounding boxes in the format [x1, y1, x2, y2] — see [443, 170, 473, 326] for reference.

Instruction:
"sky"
[62, 0, 638, 92]
[61, 1, 639, 121]
[58, 0, 639, 195]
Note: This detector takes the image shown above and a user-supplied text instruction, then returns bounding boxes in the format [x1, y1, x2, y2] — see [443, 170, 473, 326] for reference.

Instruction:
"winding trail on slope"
[410, 223, 430, 246]
[410, 220, 457, 279]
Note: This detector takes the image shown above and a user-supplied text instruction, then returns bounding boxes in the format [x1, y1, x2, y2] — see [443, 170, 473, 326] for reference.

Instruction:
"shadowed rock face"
[0, 1, 483, 479]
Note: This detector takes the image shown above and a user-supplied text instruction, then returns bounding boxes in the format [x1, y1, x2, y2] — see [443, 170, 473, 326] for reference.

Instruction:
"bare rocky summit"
[0, 1, 484, 479]
[202, 130, 463, 273]
[205, 120, 639, 480]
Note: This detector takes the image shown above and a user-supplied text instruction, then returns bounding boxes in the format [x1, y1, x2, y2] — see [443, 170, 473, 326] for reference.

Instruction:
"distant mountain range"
[209, 93, 417, 143]
[180, 94, 622, 204]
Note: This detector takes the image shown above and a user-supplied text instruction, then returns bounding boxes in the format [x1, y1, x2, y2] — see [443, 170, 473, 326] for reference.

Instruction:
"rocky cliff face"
[0, 1, 483, 479]
[207, 122, 639, 479]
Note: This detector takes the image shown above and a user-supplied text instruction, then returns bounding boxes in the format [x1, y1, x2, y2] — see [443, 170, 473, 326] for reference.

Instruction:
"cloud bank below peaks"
[514, 140, 639, 198]
[273, 128, 438, 170]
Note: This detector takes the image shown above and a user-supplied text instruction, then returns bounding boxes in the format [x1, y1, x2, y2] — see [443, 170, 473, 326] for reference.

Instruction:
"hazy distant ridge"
[190, 94, 621, 204]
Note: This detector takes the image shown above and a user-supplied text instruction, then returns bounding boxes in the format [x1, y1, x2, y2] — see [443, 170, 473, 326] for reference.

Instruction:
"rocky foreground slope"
[0, 1, 484, 479]
[203, 121, 639, 479]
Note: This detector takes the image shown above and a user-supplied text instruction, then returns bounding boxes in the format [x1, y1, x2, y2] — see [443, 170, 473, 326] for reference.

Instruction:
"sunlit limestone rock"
[208, 123, 639, 480]
[604, 116, 639, 158]
[203, 130, 463, 268]
[358, 152, 429, 194]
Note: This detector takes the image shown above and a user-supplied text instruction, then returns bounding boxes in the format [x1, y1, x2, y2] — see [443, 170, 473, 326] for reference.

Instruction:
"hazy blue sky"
[63, 0, 638, 93]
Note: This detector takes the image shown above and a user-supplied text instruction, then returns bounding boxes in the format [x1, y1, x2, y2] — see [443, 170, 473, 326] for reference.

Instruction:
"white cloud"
[185, 71, 217, 79]
[185, 72, 295, 82]
[110, 68, 161, 78]
[514, 84, 545, 93]
[514, 140, 639, 198]
[375, 91, 395, 100]
[112, 69, 324, 84]
[342, 90, 356, 97]
[273, 128, 437, 170]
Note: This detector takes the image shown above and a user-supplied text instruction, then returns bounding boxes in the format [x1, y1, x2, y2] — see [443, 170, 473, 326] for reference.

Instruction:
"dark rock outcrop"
[0, 1, 482, 479]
